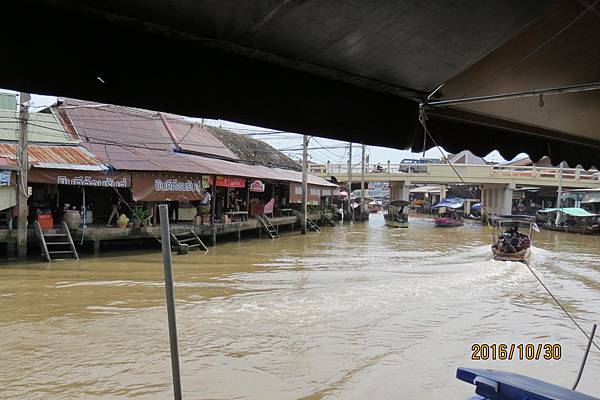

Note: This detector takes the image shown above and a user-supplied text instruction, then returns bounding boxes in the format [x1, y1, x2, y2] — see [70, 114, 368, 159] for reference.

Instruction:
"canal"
[1, 214, 599, 399]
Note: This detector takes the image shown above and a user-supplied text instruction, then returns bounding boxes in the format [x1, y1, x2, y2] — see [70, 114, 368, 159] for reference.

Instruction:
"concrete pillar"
[481, 184, 514, 216]
[439, 184, 447, 200]
[389, 181, 410, 201]
[93, 240, 101, 256]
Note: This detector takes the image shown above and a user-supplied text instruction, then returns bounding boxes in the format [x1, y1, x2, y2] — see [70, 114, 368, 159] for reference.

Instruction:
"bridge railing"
[318, 163, 600, 182]
[491, 165, 599, 181]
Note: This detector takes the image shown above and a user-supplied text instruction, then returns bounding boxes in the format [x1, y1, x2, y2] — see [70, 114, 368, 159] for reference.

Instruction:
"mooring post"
[158, 204, 183, 400]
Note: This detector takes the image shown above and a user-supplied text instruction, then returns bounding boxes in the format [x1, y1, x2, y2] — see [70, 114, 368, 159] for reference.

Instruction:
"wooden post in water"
[158, 204, 183, 400]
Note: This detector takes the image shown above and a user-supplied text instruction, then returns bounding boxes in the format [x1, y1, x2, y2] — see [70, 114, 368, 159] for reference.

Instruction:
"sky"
[1, 89, 518, 165]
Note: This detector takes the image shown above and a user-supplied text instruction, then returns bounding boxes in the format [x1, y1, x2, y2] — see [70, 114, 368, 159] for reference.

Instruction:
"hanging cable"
[419, 105, 600, 353]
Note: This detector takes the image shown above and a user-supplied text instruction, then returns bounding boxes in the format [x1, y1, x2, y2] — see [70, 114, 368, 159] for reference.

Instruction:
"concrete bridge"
[315, 163, 600, 215]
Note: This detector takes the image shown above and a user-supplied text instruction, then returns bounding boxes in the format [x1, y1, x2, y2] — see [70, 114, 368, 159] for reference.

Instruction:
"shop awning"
[410, 185, 441, 194]
[537, 207, 596, 217]
[581, 192, 600, 204]
[131, 172, 205, 201]
[432, 198, 465, 209]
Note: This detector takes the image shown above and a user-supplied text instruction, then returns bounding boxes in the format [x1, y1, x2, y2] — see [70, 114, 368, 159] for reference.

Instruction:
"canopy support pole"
[422, 81, 600, 109]
[158, 204, 183, 400]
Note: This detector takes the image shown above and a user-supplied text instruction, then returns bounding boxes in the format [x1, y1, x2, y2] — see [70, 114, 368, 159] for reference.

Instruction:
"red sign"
[215, 176, 246, 188]
[249, 179, 265, 192]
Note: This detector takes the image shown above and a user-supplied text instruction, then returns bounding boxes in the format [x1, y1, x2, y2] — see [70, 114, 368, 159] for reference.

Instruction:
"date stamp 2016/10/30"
[471, 343, 561, 360]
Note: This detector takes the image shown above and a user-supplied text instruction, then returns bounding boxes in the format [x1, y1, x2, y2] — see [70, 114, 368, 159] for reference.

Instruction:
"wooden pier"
[0, 213, 334, 257]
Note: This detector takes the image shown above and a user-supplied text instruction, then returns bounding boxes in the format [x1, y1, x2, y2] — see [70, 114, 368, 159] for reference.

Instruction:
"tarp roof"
[538, 207, 596, 217]
[432, 198, 465, 209]
[409, 185, 441, 194]
[4, 1, 600, 166]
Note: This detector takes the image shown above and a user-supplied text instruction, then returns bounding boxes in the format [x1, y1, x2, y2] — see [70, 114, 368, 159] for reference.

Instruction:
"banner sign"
[29, 169, 131, 187]
[215, 176, 246, 188]
[264, 198, 274, 214]
[249, 179, 265, 192]
[132, 172, 205, 201]
[289, 183, 321, 205]
[0, 170, 11, 186]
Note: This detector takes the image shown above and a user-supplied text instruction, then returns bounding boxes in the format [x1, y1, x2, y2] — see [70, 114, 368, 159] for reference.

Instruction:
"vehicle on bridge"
[384, 200, 410, 228]
[397, 158, 440, 173]
[491, 215, 536, 262]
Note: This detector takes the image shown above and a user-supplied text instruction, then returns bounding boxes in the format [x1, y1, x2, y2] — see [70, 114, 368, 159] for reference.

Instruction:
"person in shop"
[197, 188, 212, 224]
[106, 192, 124, 226]
[142, 202, 154, 227]
[169, 200, 179, 223]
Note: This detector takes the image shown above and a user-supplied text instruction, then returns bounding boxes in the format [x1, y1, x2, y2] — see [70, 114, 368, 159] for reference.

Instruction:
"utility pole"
[17, 92, 30, 260]
[360, 144, 366, 216]
[555, 161, 564, 226]
[556, 161, 564, 208]
[301, 135, 308, 234]
[347, 143, 354, 222]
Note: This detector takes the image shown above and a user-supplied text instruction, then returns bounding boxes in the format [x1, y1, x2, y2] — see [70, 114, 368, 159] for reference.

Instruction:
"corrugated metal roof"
[58, 98, 336, 187]
[162, 115, 238, 159]
[0, 144, 107, 170]
[0, 109, 78, 143]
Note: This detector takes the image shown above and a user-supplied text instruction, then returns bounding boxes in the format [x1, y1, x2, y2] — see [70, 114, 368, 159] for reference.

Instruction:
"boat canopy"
[389, 200, 411, 207]
[537, 207, 597, 217]
[492, 215, 537, 223]
[431, 198, 464, 209]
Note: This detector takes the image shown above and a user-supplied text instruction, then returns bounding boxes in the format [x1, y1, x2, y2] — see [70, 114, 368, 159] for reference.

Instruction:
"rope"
[418, 105, 600, 353]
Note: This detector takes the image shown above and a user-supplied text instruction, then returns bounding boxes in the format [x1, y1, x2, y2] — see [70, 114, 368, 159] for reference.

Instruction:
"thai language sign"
[132, 172, 206, 201]
[289, 183, 321, 205]
[29, 169, 131, 187]
[215, 176, 246, 188]
[0, 170, 11, 186]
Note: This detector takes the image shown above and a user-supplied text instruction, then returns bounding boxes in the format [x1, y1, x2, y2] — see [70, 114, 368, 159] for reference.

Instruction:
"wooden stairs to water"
[170, 230, 208, 253]
[34, 220, 79, 262]
[257, 214, 280, 239]
[322, 213, 336, 227]
[306, 216, 321, 232]
[293, 210, 322, 232]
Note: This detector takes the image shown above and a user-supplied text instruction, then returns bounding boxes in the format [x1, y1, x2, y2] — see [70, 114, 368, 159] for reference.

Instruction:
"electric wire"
[419, 107, 600, 353]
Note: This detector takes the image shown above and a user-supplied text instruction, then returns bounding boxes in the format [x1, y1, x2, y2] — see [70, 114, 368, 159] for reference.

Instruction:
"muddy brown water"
[1, 214, 599, 399]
